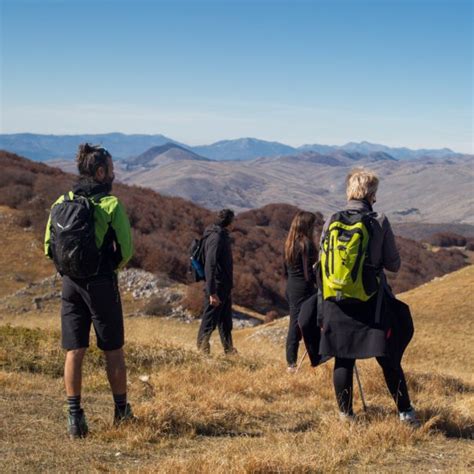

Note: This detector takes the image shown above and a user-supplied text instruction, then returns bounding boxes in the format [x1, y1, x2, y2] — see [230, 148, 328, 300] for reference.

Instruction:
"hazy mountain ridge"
[301, 140, 459, 160]
[0, 133, 464, 162]
[193, 137, 297, 161]
[0, 132, 184, 161]
[113, 147, 474, 224]
[45, 145, 474, 224]
[123, 143, 210, 170]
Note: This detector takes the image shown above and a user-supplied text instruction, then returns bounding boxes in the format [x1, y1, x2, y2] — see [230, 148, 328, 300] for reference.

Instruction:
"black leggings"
[286, 285, 315, 366]
[286, 309, 302, 366]
[334, 357, 411, 414]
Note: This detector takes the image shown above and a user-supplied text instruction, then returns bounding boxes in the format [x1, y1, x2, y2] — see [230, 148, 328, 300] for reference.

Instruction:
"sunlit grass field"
[0, 206, 473, 472]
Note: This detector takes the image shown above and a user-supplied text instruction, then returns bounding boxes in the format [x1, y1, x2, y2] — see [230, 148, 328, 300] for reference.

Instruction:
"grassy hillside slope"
[0, 205, 473, 472]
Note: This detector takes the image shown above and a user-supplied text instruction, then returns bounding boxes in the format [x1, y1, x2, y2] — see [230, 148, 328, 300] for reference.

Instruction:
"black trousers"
[298, 294, 324, 367]
[286, 284, 315, 366]
[334, 357, 412, 414]
[197, 291, 233, 353]
[286, 311, 302, 366]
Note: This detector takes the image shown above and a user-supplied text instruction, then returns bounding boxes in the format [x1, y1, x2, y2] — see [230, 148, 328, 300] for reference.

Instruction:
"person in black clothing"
[197, 209, 236, 354]
[318, 168, 418, 425]
[44, 144, 134, 439]
[284, 211, 318, 372]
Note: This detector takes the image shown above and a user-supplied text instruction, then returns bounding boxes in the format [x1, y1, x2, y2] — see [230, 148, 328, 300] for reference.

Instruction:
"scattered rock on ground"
[246, 317, 289, 345]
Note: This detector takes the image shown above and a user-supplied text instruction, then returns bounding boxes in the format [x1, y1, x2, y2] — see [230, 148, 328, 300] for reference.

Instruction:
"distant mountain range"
[193, 138, 297, 161]
[0, 133, 183, 161]
[48, 142, 474, 224]
[300, 141, 460, 160]
[0, 132, 463, 162]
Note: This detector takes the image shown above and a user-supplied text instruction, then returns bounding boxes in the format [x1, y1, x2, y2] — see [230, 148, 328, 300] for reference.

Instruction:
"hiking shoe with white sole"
[67, 409, 88, 439]
[399, 407, 420, 427]
[114, 403, 137, 425]
[287, 365, 297, 374]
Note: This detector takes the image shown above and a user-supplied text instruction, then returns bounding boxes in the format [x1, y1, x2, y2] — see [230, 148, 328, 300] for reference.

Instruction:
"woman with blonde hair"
[284, 211, 317, 372]
[318, 168, 418, 425]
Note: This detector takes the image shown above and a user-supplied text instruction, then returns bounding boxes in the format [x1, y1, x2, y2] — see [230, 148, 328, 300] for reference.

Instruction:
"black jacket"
[203, 224, 233, 296]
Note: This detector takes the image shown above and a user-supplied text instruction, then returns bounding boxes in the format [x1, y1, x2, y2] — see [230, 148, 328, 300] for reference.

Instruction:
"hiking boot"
[114, 403, 137, 425]
[287, 365, 297, 374]
[399, 407, 420, 427]
[225, 347, 239, 356]
[67, 409, 88, 439]
[197, 338, 211, 355]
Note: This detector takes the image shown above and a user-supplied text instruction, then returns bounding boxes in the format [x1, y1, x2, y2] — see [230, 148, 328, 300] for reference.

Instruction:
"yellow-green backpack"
[320, 210, 379, 302]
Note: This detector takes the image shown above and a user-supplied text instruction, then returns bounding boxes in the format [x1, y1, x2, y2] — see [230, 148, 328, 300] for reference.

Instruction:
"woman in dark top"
[319, 168, 418, 425]
[284, 211, 317, 372]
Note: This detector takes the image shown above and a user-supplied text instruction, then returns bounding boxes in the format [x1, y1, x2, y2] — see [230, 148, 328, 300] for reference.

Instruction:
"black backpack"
[189, 236, 208, 282]
[49, 192, 106, 278]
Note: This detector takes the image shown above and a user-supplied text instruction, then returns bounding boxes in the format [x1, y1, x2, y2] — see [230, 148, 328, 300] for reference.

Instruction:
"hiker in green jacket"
[44, 143, 134, 439]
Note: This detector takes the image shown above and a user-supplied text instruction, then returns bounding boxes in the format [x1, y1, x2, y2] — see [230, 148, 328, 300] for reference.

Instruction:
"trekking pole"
[354, 363, 367, 412]
[295, 349, 308, 373]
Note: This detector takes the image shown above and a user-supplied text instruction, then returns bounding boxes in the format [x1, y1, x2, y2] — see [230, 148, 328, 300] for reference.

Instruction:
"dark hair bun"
[79, 143, 93, 154]
[76, 142, 111, 177]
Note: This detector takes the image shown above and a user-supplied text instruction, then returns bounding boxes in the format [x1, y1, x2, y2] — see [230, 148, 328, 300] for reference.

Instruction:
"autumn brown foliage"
[427, 232, 467, 248]
[465, 239, 474, 251]
[182, 283, 205, 318]
[387, 236, 466, 293]
[0, 150, 468, 313]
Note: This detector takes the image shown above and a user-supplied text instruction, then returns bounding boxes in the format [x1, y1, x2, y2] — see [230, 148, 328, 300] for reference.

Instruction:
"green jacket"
[44, 181, 133, 272]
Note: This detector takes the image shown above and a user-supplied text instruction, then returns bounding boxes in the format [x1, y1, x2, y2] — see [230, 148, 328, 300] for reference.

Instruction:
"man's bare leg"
[104, 348, 127, 394]
[64, 348, 87, 396]
[104, 348, 133, 422]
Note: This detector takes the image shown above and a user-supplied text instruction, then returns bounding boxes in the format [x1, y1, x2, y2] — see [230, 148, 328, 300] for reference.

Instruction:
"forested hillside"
[0, 150, 467, 312]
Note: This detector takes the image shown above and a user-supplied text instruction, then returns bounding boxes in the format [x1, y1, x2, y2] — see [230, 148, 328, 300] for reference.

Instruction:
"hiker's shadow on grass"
[362, 404, 474, 439]
[286, 419, 319, 433]
[194, 424, 263, 438]
[419, 408, 474, 440]
[409, 373, 474, 398]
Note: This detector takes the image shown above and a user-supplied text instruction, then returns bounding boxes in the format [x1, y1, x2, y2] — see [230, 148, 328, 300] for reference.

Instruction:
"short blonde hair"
[346, 168, 379, 201]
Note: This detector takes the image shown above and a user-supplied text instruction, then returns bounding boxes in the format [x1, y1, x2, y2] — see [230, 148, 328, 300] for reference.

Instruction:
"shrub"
[182, 283, 204, 318]
[428, 232, 467, 247]
[0, 184, 33, 208]
[465, 238, 474, 251]
[14, 213, 32, 228]
[143, 295, 173, 316]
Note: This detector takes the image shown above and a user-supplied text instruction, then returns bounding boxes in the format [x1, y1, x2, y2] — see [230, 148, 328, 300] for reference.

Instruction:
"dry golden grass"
[0, 206, 54, 297]
[1, 295, 473, 472]
[400, 265, 474, 378]
[0, 208, 473, 472]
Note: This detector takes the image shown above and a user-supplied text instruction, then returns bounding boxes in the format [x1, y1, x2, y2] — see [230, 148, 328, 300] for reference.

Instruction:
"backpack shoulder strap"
[89, 191, 109, 204]
[360, 211, 379, 240]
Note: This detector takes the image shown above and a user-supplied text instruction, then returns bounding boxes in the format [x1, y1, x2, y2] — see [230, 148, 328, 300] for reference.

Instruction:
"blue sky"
[1, 0, 472, 152]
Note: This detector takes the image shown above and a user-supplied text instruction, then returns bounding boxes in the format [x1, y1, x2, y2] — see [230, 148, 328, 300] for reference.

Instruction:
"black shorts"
[61, 274, 124, 351]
